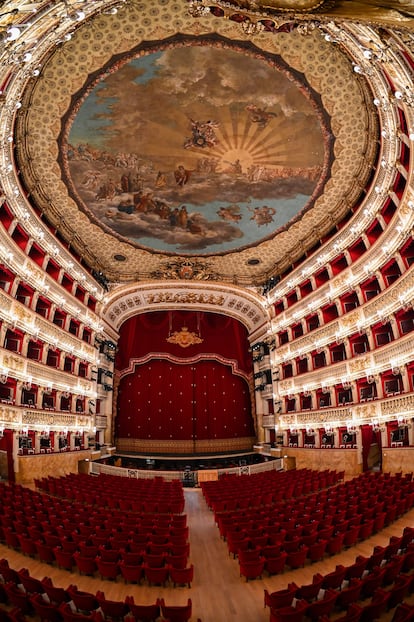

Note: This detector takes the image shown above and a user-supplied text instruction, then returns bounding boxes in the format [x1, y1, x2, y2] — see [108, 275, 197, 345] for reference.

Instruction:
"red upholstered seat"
[265, 552, 288, 576]
[66, 586, 99, 614]
[383, 555, 404, 585]
[286, 546, 308, 570]
[239, 557, 265, 581]
[143, 564, 170, 586]
[36, 541, 56, 564]
[269, 598, 308, 622]
[264, 583, 298, 609]
[30, 593, 63, 622]
[361, 567, 386, 599]
[387, 573, 412, 610]
[295, 573, 324, 601]
[346, 555, 369, 580]
[391, 603, 414, 622]
[323, 564, 347, 590]
[367, 545, 386, 570]
[170, 564, 194, 588]
[336, 578, 363, 609]
[307, 539, 327, 563]
[159, 598, 192, 622]
[306, 589, 338, 621]
[119, 561, 143, 584]
[53, 547, 75, 571]
[124, 596, 160, 622]
[96, 559, 120, 581]
[359, 588, 390, 622]
[326, 531, 345, 555]
[41, 577, 71, 606]
[17, 534, 38, 557]
[4, 583, 33, 615]
[17, 568, 44, 594]
[73, 553, 97, 577]
[96, 591, 129, 622]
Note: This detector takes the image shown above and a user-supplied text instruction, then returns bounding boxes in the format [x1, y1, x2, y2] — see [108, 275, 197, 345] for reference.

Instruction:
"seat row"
[0, 482, 187, 529]
[35, 473, 185, 514]
[211, 472, 414, 579]
[0, 487, 186, 532]
[233, 513, 402, 579]
[0, 563, 198, 621]
[0, 482, 191, 583]
[2, 529, 191, 584]
[214, 472, 414, 536]
[264, 526, 414, 622]
[201, 468, 343, 511]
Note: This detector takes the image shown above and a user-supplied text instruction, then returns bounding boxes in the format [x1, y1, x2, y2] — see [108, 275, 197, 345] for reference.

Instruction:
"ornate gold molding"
[199, 0, 332, 14]
[116, 436, 256, 454]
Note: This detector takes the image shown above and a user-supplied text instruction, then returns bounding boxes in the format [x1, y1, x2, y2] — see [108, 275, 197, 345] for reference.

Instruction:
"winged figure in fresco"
[217, 205, 242, 222]
[184, 118, 220, 149]
[245, 104, 278, 129]
[249, 205, 276, 226]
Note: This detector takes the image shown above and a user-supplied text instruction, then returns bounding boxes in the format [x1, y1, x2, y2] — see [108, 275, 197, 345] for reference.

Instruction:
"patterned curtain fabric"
[115, 311, 254, 442]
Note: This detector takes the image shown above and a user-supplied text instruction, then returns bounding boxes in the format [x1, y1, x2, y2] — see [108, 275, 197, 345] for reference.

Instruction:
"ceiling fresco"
[62, 38, 329, 256]
[14, 0, 378, 284]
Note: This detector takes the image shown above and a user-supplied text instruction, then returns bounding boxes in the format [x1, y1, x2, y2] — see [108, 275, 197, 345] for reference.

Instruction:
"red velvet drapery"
[115, 311, 254, 444]
[116, 311, 252, 374]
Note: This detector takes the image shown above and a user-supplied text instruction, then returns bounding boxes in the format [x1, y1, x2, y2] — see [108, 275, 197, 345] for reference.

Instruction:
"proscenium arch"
[102, 282, 271, 449]
[102, 281, 272, 344]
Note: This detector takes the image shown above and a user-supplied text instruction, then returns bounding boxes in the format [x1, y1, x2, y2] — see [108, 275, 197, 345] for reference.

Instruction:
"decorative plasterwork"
[208, 0, 332, 11]
[0, 290, 97, 364]
[102, 281, 270, 337]
[0, 403, 93, 430]
[14, 0, 374, 284]
[272, 269, 414, 365]
[276, 329, 414, 396]
[279, 393, 414, 430]
[0, 349, 97, 398]
[200, 0, 414, 23]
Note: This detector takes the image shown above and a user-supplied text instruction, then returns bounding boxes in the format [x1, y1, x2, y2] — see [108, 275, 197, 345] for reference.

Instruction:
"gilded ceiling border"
[15, 0, 375, 284]
[102, 281, 270, 339]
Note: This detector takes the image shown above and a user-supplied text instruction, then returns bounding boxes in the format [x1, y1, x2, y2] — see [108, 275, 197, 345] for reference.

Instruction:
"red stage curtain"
[115, 311, 254, 443]
[116, 359, 253, 441]
[116, 311, 252, 375]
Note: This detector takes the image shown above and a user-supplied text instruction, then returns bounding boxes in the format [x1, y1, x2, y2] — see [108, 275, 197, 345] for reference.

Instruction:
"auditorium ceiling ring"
[0, 0, 412, 294]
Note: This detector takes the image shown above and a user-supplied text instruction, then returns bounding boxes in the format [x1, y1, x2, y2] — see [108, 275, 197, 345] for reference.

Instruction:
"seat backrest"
[160, 598, 192, 622]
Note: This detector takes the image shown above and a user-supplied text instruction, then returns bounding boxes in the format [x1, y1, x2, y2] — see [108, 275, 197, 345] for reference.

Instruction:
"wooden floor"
[1, 487, 414, 621]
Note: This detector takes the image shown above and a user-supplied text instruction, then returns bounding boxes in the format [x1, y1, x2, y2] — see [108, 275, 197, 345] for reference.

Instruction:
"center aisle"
[184, 488, 268, 622]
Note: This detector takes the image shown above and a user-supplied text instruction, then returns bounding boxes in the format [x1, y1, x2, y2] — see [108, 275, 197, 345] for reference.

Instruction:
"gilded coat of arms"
[166, 327, 203, 348]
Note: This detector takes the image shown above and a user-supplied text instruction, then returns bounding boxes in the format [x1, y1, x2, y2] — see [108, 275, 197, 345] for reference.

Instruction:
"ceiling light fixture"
[5, 26, 22, 41]
[393, 88, 414, 107]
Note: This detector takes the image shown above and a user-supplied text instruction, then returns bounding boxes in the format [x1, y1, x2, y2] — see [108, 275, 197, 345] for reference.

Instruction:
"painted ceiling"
[5, 0, 413, 287]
